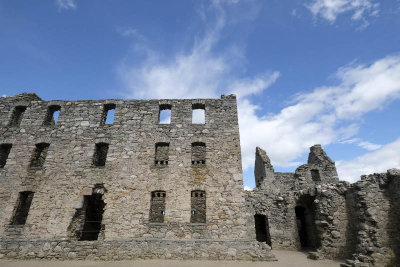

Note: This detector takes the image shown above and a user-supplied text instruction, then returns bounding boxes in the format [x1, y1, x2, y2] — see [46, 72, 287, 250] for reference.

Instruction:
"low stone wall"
[0, 238, 276, 261]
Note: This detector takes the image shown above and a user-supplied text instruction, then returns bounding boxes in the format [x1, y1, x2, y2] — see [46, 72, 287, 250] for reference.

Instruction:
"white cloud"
[117, 28, 145, 41]
[1, 94, 6, 98]
[244, 186, 253, 191]
[56, 0, 76, 11]
[307, 0, 379, 26]
[357, 141, 382, 151]
[239, 54, 400, 169]
[337, 137, 400, 182]
[340, 138, 382, 151]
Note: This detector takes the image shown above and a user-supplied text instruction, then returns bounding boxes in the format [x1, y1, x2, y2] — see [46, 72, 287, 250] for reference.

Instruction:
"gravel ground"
[0, 250, 343, 267]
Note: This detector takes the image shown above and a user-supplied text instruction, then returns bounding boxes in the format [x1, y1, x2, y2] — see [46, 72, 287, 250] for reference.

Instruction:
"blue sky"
[1, 0, 400, 188]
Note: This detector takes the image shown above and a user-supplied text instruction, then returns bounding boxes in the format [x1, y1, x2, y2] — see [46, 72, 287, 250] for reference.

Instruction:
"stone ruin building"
[0, 93, 399, 266]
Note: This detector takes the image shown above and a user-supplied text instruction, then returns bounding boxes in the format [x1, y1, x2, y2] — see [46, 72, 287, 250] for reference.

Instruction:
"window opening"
[295, 195, 320, 250]
[159, 104, 171, 124]
[254, 214, 272, 247]
[310, 169, 321, 182]
[0, 144, 12, 168]
[191, 190, 206, 223]
[149, 191, 166, 223]
[11, 191, 34, 225]
[79, 184, 106, 241]
[155, 142, 169, 166]
[102, 104, 116, 125]
[9, 106, 27, 126]
[30, 143, 50, 168]
[192, 142, 206, 166]
[44, 105, 61, 125]
[93, 143, 109, 167]
[192, 103, 205, 124]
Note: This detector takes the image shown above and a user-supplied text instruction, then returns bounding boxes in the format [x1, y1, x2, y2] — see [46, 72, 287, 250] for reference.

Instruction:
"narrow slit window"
[9, 106, 27, 127]
[93, 143, 109, 167]
[311, 169, 321, 182]
[159, 104, 171, 124]
[155, 142, 169, 166]
[149, 191, 166, 223]
[191, 142, 206, 166]
[79, 184, 106, 241]
[11, 191, 34, 225]
[44, 105, 61, 125]
[191, 190, 206, 223]
[0, 144, 12, 168]
[30, 143, 50, 168]
[192, 103, 205, 124]
[102, 104, 116, 125]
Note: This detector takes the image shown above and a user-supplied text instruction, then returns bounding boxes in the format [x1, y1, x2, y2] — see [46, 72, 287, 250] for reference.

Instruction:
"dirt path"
[0, 250, 343, 267]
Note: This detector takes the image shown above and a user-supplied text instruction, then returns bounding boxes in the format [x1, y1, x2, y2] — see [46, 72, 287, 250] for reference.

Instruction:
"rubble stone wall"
[0, 93, 275, 261]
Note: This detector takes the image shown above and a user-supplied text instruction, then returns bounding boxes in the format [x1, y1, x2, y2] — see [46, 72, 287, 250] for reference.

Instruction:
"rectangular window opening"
[9, 106, 27, 127]
[155, 142, 169, 166]
[30, 143, 50, 168]
[192, 142, 206, 166]
[44, 105, 61, 125]
[311, 169, 321, 182]
[192, 103, 205, 124]
[93, 143, 109, 167]
[0, 144, 12, 168]
[191, 190, 206, 223]
[149, 191, 166, 223]
[159, 104, 171, 124]
[102, 104, 116, 125]
[11, 191, 34, 225]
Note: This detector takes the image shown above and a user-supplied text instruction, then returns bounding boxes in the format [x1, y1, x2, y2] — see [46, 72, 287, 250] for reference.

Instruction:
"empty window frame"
[159, 104, 171, 124]
[29, 143, 50, 168]
[101, 104, 116, 125]
[43, 105, 61, 125]
[192, 103, 205, 124]
[191, 190, 206, 223]
[93, 143, 109, 167]
[155, 142, 169, 166]
[310, 169, 321, 182]
[0, 144, 12, 168]
[9, 106, 27, 127]
[191, 142, 206, 166]
[79, 185, 106, 241]
[11, 191, 34, 225]
[149, 191, 166, 223]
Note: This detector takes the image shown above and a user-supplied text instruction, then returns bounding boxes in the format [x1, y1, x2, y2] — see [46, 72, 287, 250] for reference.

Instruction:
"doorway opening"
[79, 186, 105, 241]
[254, 214, 272, 247]
[295, 195, 320, 250]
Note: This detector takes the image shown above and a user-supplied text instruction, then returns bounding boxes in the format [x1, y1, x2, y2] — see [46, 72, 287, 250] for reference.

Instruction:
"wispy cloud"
[239, 54, 400, 170]
[306, 0, 379, 27]
[340, 138, 382, 151]
[337, 137, 400, 182]
[55, 0, 76, 11]
[117, 28, 145, 41]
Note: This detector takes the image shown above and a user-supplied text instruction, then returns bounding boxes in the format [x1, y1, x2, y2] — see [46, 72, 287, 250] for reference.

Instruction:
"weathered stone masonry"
[247, 145, 400, 266]
[0, 93, 274, 261]
[0, 92, 399, 266]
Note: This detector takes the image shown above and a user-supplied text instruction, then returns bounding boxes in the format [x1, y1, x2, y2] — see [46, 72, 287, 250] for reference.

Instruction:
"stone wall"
[248, 145, 400, 266]
[0, 93, 275, 261]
